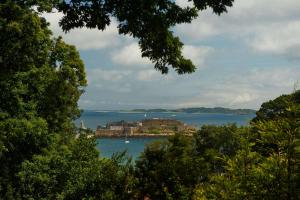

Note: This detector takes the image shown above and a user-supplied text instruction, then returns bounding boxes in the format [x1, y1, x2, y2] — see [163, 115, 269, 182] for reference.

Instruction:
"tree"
[4, 0, 234, 74]
[253, 94, 300, 199]
[193, 91, 300, 200]
[0, 2, 138, 199]
[134, 125, 248, 200]
[252, 90, 300, 122]
[193, 128, 291, 200]
[193, 130, 263, 200]
[135, 134, 204, 200]
[0, 2, 87, 198]
[18, 136, 135, 200]
[194, 124, 241, 177]
[0, 118, 51, 199]
[0, 1, 87, 133]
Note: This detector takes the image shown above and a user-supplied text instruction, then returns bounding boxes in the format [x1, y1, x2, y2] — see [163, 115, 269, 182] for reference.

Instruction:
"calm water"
[96, 137, 166, 159]
[76, 111, 255, 158]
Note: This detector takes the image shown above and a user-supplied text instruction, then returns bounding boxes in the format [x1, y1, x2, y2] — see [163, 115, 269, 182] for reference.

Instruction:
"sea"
[76, 110, 256, 159]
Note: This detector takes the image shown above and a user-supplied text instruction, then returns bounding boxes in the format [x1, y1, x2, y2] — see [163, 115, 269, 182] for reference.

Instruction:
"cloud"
[42, 11, 121, 50]
[111, 42, 213, 71]
[136, 69, 175, 81]
[137, 69, 160, 81]
[232, 93, 257, 105]
[83, 69, 134, 98]
[175, 0, 300, 58]
[251, 21, 300, 59]
[177, 87, 260, 109]
[175, 0, 194, 8]
[41, 1, 300, 110]
[182, 45, 214, 68]
[87, 69, 131, 83]
[178, 66, 300, 109]
[111, 43, 152, 66]
[243, 68, 299, 88]
[80, 65, 300, 110]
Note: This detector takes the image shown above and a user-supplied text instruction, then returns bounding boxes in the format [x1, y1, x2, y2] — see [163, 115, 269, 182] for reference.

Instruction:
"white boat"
[144, 113, 147, 117]
[125, 130, 130, 144]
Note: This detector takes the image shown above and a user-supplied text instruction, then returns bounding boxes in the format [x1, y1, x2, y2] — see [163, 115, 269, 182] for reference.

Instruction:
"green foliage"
[135, 134, 204, 200]
[135, 91, 300, 200]
[194, 124, 241, 176]
[2, 1, 300, 199]
[252, 90, 300, 122]
[194, 91, 300, 200]
[253, 101, 300, 199]
[0, 2, 137, 199]
[56, 0, 234, 74]
[39, 37, 87, 133]
[0, 1, 103, 199]
[18, 136, 134, 200]
[0, 1, 52, 74]
[0, 2, 86, 133]
[0, 117, 51, 198]
[196, 130, 264, 200]
[148, 128, 161, 134]
[3, 0, 234, 74]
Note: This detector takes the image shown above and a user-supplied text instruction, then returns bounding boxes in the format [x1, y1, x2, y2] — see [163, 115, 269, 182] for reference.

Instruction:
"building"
[95, 118, 195, 137]
[95, 120, 139, 137]
[106, 120, 139, 131]
[140, 119, 185, 132]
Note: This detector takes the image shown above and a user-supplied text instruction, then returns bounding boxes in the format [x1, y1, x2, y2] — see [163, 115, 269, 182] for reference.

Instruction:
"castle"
[95, 118, 195, 137]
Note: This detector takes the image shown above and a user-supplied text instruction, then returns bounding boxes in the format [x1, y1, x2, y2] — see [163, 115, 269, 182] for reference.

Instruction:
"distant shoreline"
[86, 107, 256, 115]
[95, 133, 192, 138]
[96, 135, 168, 138]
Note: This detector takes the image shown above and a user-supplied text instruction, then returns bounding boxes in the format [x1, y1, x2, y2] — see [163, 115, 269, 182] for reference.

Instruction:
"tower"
[80, 120, 87, 130]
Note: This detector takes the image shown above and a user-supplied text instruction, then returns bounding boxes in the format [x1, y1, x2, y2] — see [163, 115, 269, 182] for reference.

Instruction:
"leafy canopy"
[6, 0, 234, 74]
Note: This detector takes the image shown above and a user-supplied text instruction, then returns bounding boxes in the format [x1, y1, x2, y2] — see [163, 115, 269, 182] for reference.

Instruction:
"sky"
[43, 0, 300, 110]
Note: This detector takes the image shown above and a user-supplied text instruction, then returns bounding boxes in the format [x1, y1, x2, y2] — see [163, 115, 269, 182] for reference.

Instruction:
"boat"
[125, 129, 130, 144]
[144, 113, 147, 117]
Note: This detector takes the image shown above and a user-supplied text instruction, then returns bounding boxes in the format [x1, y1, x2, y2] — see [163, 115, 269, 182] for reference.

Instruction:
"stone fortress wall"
[95, 119, 195, 137]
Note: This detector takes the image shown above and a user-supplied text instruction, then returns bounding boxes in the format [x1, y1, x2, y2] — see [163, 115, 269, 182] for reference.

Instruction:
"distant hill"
[131, 107, 256, 115]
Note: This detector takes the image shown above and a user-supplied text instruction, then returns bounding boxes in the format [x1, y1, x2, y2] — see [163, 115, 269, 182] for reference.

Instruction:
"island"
[95, 119, 196, 137]
[129, 107, 256, 115]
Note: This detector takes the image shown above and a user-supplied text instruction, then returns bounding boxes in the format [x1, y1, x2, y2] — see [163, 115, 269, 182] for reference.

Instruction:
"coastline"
[95, 133, 193, 138]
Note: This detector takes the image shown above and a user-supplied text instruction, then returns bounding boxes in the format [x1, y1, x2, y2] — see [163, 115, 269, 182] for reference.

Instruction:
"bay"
[76, 110, 255, 159]
[96, 137, 166, 159]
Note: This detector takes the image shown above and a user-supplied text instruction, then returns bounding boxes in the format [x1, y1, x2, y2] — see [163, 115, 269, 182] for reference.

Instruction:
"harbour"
[77, 110, 255, 158]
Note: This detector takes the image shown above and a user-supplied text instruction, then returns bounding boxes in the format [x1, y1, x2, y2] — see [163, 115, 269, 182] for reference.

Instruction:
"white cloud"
[85, 69, 134, 95]
[137, 69, 175, 81]
[176, 0, 300, 58]
[175, 0, 194, 8]
[111, 43, 152, 66]
[232, 93, 258, 105]
[182, 45, 213, 68]
[41, 1, 300, 110]
[251, 21, 300, 59]
[88, 69, 131, 83]
[178, 87, 260, 109]
[108, 83, 132, 93]
[42, 11, 120, 50]
[178, 66, 300, 109]
[244, 68, 299, 88]
[137, 69, 159, 81]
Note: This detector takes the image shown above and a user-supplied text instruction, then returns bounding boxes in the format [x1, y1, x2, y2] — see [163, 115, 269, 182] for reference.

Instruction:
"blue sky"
[44, 0, 300, 110]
